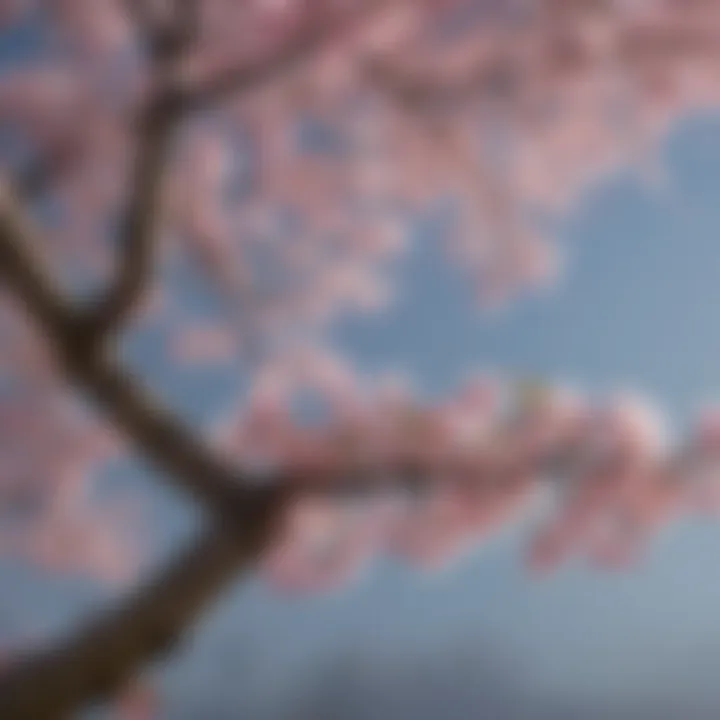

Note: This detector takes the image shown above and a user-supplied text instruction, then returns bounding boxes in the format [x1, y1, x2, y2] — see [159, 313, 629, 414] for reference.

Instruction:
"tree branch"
[0, 184, 280, 518]
[0, 191, 545, 514]
[66, 348, 280, 516]
[84, 90, 181, 343]
[182, 0, 394, 110]
[86, 0, 204, 343]
[0, 183, 74, 331]
[0, 502, 285, 720]
[0, 185, 294, 718]
[86, 0, 407, 339]
[0, 183, 563, 718]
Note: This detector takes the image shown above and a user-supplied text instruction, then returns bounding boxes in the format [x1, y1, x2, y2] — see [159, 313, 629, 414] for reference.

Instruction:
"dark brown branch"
[65, 346, 278, 516]
[0, 192, 547, 513]
[87, 0, 406, 339]
[0, 500, 286, 720]
[0, 7, 447, 714]
[0, 184, 279, 518]
[86, 0, 203, 343]
[0, 180, 564, 718]
[0, 184, 294, 719]
[84, 90, 181, 343]
[0, 184, 74, 331]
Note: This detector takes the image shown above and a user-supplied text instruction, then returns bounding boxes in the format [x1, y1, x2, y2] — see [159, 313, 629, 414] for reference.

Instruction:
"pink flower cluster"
[3, 0, 720, 587]
[207, 352, 720, 591]
[4, 0, 720, 332]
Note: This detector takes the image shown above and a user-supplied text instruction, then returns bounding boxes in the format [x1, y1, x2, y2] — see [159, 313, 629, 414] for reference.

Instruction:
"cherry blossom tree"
[2, 0, 720, 717]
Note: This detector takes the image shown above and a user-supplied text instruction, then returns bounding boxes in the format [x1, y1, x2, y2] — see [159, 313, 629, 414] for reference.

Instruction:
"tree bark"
[0, 489, 285, 720]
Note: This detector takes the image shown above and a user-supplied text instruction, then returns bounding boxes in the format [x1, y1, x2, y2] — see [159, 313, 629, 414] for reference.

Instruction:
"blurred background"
[4, 2, 720, 718]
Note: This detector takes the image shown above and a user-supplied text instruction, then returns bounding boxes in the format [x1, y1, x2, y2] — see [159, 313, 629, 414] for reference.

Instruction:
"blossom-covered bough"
[2, 0, 720, 717]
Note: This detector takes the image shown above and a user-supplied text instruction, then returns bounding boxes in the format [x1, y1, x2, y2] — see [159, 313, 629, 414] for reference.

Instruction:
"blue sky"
[338, 112, 720, 425]
[0, 107, 714, 718]
[148, 112, 720, 717]
[5, 32, 720, 716]
[0, 110, 718, 719]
